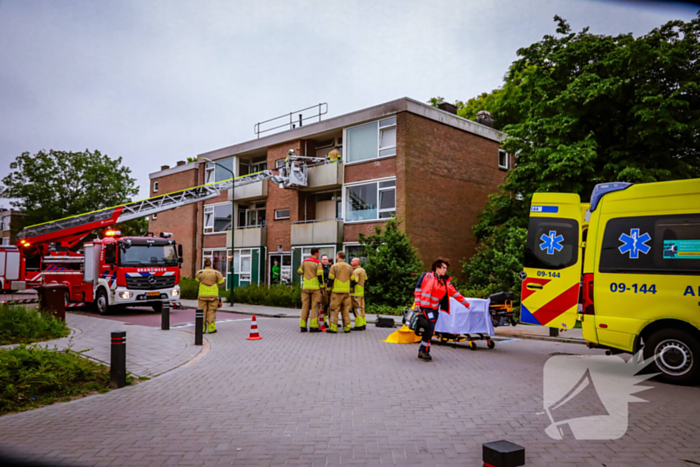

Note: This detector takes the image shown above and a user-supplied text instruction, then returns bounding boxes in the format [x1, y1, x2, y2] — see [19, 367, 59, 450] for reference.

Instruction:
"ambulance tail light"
[582, 273, 595, 315]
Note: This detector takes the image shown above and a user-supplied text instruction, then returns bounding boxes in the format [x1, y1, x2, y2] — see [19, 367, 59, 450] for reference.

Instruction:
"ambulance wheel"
[487, 340, 495, 349]
[152, 302, 163, 313]
[468, 341, 477, 350]
[95, 289, 110, 315]
[644, 328, 700, 385]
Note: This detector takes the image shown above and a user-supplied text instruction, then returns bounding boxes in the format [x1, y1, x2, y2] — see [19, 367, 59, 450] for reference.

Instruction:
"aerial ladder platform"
[17, 153, 329, 258]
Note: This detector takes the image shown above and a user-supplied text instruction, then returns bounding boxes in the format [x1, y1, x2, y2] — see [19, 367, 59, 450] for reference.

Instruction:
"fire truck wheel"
[152, 301, 163, 313]
[644, 328, 700, 385]
[95, 289, 110, 315]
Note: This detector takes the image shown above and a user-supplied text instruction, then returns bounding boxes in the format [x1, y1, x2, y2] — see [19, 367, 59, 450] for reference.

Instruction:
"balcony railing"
[291, 219, 343, 245]
[228, 226, 267, 248]
[230, 179, 268, 202]
[300, 161, 342, 191]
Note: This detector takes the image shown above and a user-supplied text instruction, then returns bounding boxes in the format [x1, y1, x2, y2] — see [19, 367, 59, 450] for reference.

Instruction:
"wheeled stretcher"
[433, 297, 496, 350]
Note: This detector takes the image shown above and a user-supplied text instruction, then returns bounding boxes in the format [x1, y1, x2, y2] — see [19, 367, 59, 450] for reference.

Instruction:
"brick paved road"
[1, 318, 699, 466]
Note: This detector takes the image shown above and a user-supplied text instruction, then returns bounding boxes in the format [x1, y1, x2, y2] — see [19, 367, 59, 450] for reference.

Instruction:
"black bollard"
[161, 302, 170, 331]
[110, 331, 127, 388]
[195, 308, 203, 346]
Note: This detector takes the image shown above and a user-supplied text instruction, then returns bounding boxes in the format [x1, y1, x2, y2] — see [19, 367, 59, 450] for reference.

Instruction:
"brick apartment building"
[148, 97, 509, 288]
[0, 208, 26, 246]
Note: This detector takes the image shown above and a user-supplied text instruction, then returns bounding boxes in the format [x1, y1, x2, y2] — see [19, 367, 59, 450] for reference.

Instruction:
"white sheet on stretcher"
[434, 298, 494, 336]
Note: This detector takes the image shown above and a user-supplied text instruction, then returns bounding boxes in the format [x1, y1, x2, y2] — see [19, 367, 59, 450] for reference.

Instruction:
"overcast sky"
[0, 0, 697, 202]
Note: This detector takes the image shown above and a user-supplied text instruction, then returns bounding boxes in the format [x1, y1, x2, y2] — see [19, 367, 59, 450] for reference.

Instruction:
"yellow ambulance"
[521, 178, 700, 384]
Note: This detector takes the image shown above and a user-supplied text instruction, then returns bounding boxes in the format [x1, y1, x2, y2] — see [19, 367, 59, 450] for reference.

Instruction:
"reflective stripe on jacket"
[196, 267, 225, 297]
[413, 272, 469, 313]
[351, 267, 367, 297]
[329, 260, 353, 293]
[297, 257, 324, 290]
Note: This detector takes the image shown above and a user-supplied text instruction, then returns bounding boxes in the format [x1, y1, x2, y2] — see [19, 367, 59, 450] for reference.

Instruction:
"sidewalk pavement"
[181, 299, 585, 344]
[1, 312, 203, 378]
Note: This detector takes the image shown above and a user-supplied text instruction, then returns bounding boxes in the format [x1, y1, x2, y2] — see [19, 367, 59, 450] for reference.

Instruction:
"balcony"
[291, 219, 343, 245]
[227, 226, 267, 248]
[229, 179, 268, 202]
[300, 162, 342, 191]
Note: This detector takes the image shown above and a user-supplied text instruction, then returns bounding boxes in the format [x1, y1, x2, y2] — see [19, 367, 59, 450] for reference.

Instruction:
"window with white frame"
[301, 246, 336, 262]
[345, 245, 367, 264]
[1, 217, 9, 231]
[498, 149, 509, 169]
[151, 213, 157, 220]
[205, 162, 215, 184]
[346, 117, 397, 163]
[237, 203, 266, 228]
[345, 179, 396, 222]
[1, 237, 9, 245]
[153, 181, 159, 193]
[274, 209, 290, 220]
[204, 204, 232, 233]
[203, 248, 232, 278]
[232, 249, 252, 282]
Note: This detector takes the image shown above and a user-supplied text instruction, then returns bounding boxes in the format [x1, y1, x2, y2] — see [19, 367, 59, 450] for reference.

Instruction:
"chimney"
[161, 165, 170, 171]
[437, 102, 458, 115]
[476, 110, 494, 128]
[176, 160, 186, 166]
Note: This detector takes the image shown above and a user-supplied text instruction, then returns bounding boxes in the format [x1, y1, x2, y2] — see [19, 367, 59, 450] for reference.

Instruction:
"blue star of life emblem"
[540, 231, 564, 255]
[618, 228, 651, 259]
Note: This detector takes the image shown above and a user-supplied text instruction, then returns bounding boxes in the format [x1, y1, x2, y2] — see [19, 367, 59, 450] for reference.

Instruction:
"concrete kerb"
[179, 299, 588, 346]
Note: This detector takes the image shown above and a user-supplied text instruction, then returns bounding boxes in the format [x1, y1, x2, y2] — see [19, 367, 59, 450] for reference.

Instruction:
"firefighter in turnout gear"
[350, 258, 367, 331]
[297, 247, 324, 332]
[328, 251, 353, 333]
[196, 258, 225, 333]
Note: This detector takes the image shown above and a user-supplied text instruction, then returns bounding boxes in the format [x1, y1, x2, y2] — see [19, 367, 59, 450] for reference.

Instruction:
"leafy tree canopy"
[1, 149, 141, 230]
[358, 218, 424, 308]
[450, 14, 700, 296]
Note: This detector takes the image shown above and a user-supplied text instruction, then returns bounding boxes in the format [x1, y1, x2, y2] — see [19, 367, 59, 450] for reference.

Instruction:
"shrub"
[0, 345, 118, 414]
[358, 218, 424, 308]
[0, 305, 70, 346]
[231, 283, 302, 309]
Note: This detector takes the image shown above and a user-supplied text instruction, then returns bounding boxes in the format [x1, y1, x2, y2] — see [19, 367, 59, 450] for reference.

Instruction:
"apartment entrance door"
[269, 253, 292, 285]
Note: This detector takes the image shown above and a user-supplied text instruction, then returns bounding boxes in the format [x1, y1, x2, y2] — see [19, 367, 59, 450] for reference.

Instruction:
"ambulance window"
[524, 217, 579, 270]
[599, 214, 700, 275]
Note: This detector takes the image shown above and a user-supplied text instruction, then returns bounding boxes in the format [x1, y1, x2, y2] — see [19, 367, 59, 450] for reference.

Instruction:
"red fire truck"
[0, 245, 42, 292]
[14, 173, 245, 313]
[11, 152, 325, 312]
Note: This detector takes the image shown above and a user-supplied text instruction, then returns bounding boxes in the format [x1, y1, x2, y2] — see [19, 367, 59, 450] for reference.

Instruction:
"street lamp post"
[201, 157, 235, 305]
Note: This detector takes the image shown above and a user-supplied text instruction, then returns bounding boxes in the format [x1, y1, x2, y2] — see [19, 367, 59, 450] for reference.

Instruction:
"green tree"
[462, 14, 700, 295]
[358, 218, 424, 308]
[1, 149, 140, 229]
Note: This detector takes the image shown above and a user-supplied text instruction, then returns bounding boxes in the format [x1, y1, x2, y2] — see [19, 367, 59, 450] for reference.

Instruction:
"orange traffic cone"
[319, 311, 327, 332]
[246, 315, 263, 340]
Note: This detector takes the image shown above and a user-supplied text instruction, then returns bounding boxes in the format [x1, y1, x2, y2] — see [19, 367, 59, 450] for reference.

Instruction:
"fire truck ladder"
[17, 154, 330, 246]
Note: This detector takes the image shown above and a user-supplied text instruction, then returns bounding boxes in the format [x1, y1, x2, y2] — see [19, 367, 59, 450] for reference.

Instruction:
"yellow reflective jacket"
[329, 260, 353, 294]
[351, 267, 367, 297]
[196, 267, 225, 297]
[297, 257, 324, 290]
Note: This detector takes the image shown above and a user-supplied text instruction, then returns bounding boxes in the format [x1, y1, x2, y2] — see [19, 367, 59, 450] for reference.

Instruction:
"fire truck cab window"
[118, 242, 178, 267]
[524, 217, 579, 270]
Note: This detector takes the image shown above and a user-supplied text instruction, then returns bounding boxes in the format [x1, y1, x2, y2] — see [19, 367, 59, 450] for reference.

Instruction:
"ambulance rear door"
[521, 193, 583, 329]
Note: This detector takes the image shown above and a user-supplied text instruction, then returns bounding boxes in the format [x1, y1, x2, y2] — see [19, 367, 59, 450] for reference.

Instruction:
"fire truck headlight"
[171, 289, 179, 297]
[120, 291, 133, 299]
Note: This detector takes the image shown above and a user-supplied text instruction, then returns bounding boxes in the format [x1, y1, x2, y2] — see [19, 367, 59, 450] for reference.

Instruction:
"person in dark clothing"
[413, 259, 470, 361]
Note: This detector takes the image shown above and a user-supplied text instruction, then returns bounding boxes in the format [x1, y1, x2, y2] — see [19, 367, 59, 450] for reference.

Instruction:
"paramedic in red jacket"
[414, 259, 470, 361]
